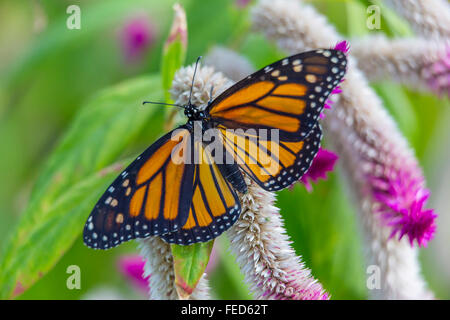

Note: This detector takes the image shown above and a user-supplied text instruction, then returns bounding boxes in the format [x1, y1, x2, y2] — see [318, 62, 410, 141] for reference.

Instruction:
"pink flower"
[252, 0, 436, 298]
[299, 148, 338, 192]
[119, 14, 156, 63]
[334, 40, 350, 55]
[372, 170, 437, 247]
[117, 255, 149, 293]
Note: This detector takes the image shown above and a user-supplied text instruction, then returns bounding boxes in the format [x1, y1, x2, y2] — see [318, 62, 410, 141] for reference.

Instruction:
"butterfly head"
[184, 103, 207, 122]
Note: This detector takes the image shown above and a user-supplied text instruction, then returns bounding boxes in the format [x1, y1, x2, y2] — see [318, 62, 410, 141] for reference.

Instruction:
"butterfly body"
[184, 105, 248, 194]
[83, 48, 347, 249]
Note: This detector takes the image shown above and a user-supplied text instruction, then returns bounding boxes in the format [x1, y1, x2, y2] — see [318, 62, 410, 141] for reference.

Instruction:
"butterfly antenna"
[142, 101, 184, 108]
[188, 56, 202, 106]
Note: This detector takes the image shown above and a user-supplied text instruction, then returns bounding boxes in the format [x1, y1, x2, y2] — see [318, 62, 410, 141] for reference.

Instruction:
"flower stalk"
[162, 3, 188, 103]
[227, 177, 329, 300]
[385, 0, 450, 39]
[352, 36, 449, 96]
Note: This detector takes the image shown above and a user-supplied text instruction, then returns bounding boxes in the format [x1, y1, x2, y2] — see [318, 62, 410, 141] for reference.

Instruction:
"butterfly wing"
[84, 49, 346, 248]
[219, 123, 323, 192]
[207, 49, 346, 141]
[160, 140, 241, 245]
[83, 126, 195, 249]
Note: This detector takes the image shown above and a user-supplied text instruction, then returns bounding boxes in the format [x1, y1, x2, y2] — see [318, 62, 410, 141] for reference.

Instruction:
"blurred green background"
[0, 0, 448, 300]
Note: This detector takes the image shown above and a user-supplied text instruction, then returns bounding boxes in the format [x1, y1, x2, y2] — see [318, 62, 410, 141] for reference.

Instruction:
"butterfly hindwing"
[208, 49, 346, 141]
[83, 126, 195, 249]
[219, 123, 323, 192]
[160, 141, 241, 245]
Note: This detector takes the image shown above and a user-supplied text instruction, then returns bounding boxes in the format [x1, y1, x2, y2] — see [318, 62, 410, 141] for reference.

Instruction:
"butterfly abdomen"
[219, 163, 247, 194]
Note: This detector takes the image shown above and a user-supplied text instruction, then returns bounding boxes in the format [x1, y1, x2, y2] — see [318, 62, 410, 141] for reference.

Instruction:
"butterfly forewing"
[83, 126, 195, 249]
[207, 49, 346, 141]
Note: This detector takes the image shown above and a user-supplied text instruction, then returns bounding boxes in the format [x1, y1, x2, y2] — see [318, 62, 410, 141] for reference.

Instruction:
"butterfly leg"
[207, 85, 215, 107]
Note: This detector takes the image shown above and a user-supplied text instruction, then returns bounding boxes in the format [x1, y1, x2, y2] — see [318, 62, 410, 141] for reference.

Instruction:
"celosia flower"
[170, 64, 233, 108]
[204, 46, 255, 82]
[328, 39, 438, 246]
[299, 148, 338, 192]
[119, 14, 156, 63]
[252, 0, 435, 299]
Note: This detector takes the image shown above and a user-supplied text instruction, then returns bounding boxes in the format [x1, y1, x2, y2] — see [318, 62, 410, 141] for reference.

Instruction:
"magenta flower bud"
[235, 0, 252, 9]
[119, 14, 156, 63]
[117, 255, 149, 293]
[299, 148, 339, 192]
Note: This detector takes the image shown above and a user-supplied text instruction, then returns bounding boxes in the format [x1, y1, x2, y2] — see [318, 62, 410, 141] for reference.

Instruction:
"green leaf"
[345, 0, 370, 37]
[211, 237, 252, 299]
[171, 240, 214, 299]
[0, 75, 164, 299]
[0, 161, 127, 299]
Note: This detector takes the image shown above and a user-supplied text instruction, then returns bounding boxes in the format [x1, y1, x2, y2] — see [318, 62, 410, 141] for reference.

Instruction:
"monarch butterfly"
[83, 48, 347, 249]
